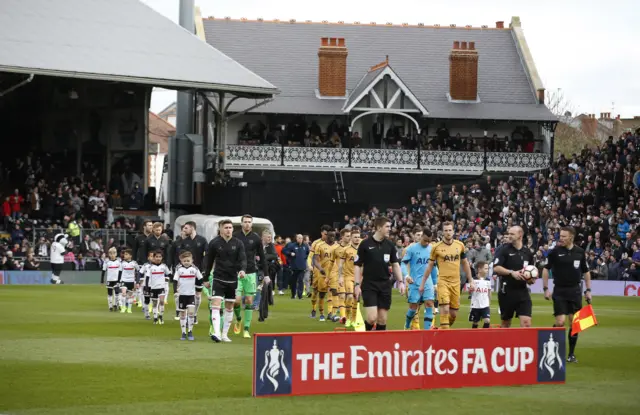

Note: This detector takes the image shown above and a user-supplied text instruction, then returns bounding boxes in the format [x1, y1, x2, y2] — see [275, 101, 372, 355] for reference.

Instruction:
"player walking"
[543, 226, 592, 363]
[203, 219, 247, 343]
[313, 230, 338, 322]
[329, 229, 351, 322]
[309, 225, 331, 317]
[174, 251, 204, 341]
[338, 227, 361, 327]
[119, 249, 139, 313]
[174, 221, 208, 323]
[468, 261, 492, 328]
[420, 222, 474, 329]
[402, 228, 438, 330]
[232, 215, 268, 338]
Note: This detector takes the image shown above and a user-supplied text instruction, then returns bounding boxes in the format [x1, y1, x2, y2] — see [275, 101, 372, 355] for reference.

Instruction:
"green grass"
[0, 286, 639, 415]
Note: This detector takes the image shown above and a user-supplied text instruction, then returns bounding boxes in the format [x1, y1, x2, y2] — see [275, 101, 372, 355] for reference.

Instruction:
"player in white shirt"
[174, 251, 204, 341]
[468, 261, 492, 328]
[144, 250, 172, 324]
[119, 248, 139, 314]
[102, 247, 122, 312]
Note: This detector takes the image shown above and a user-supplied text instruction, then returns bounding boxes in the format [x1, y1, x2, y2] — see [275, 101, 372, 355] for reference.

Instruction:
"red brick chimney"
[537, 88, 545, 105]
[581, 114, 598, 137]
[449, 40, 478, 101]
[496, 21, 504, 29]
[318, 37, 348, 97]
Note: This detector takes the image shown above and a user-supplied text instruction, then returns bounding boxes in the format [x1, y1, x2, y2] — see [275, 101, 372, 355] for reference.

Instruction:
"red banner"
[253, 328, 566, 397]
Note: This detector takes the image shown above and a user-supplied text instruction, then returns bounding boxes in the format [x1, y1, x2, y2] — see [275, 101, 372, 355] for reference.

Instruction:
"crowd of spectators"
[0, 152, 150, 271]
[330, 132, 640, 281]
[237, 118, 542, 153]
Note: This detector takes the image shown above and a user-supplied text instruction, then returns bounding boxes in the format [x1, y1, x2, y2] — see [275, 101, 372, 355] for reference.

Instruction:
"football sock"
[153, 300, 159, 319]
[107, 293, 113, 308]
[211, 307, 221, 338]
[311, 290, 318, 311]
[351, 300, 358, 321]
[569, 331, 578, 355]
[180, 316, 187, 334]
[345, 296, 352, 319]
[483, 322, 490, 328]
[424, 307, 434, 330]
[159, 301, 164, 316]
[376, 324, 387, 331]
[244, 305, 253, 330]
[187, 314, 194, 331]
[234, 304, 242, 322]
[222, 309, 234, 337]
[449, 314, 457, 327]
[365, 321, 374, 331]
[318, 297, 325, 314]
[194, 294, 201, 315]
[405, 309, 417, 329]
[338, 294, 346, 318]
[440, 314, 450, 329]
[326, 295, 333, 315]
[472, 323, 479, 329]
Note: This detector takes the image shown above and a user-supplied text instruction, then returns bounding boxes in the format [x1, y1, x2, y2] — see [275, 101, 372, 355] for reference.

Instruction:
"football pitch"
[0, 286, 639, 415]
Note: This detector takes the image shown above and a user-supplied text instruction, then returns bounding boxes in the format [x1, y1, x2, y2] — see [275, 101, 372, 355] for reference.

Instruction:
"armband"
[354, 282, 360, 287]
[543, 286, 549, 291]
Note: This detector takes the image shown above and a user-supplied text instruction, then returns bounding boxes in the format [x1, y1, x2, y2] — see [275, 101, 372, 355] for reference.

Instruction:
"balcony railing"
[225, 145, 550, 174]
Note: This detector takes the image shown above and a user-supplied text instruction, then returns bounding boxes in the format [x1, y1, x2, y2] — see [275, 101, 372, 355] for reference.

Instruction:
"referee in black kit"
[493, 226, 535, 328]
[353, 217, 405, 331]
[174, 221, 208, 323]
[542, 226, 592, 363]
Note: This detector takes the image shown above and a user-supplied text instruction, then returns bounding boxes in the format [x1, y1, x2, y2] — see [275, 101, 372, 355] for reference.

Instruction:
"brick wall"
[449, 41, 478, 101]
[318, 37, 348, 97]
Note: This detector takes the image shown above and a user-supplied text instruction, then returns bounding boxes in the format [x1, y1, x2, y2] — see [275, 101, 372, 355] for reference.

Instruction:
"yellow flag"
[353, 303, 366, 332]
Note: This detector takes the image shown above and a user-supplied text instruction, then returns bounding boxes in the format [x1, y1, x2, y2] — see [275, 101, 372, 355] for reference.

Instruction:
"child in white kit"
[469, 261, 492, 329]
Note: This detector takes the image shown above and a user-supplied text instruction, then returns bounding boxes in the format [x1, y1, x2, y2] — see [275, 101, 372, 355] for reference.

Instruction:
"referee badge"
[573, 260, 580, 269]
[383, 254, 390, 263]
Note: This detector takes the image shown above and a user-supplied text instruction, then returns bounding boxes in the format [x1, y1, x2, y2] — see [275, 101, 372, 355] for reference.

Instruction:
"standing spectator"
[9, 189, 24, 219]
[283, 234, 310, 300]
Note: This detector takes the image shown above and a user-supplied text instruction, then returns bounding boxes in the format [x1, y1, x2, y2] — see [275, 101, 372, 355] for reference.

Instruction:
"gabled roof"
[203, 18, 555, 120]
[342, 62, 428, 115]
[0, 0, 278, 96]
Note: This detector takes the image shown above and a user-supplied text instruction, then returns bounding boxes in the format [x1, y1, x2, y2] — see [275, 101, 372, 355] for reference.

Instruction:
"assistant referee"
[542, 226, 592, 364]
[354, 217, 405, 331]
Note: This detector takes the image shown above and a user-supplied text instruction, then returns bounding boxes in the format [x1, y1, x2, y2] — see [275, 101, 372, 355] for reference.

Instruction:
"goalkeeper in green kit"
[232, 215, 269, 338]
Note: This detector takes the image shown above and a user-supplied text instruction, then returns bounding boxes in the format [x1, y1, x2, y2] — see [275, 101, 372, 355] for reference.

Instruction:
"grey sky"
[141, 0, 640, 118]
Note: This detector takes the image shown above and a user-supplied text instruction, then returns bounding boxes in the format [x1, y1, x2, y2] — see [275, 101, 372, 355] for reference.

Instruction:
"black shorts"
[469, 307, 491, 322]
[51, 263, 63, 276]
[361, 281, 392, 310]
[121, 282, 135, 291]
[212, 279, 238, 301]
[150, 288, 165, 299]
[552, 285, 582, 316]
[178, 295, 196, 310]
[498, 290, 532, 320]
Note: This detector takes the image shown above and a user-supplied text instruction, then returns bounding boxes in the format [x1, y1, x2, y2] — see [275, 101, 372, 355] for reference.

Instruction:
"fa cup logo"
[259, 340, 290, 391]
[539, 333, 563, 378]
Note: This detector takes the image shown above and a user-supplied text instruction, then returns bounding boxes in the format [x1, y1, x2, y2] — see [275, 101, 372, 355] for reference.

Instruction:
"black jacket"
[174, 234, 208, 270]
[133, 232, 151, 264]
[204, 236, 247, 282]
[233, 230, 268, 276]
[141, 235, 173, 268]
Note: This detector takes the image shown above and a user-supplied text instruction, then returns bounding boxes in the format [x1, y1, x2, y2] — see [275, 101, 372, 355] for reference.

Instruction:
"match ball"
[523, 265, 538, 284]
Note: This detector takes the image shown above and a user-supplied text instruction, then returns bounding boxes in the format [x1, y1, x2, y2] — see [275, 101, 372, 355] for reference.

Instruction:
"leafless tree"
[545, 89, 601, 157]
